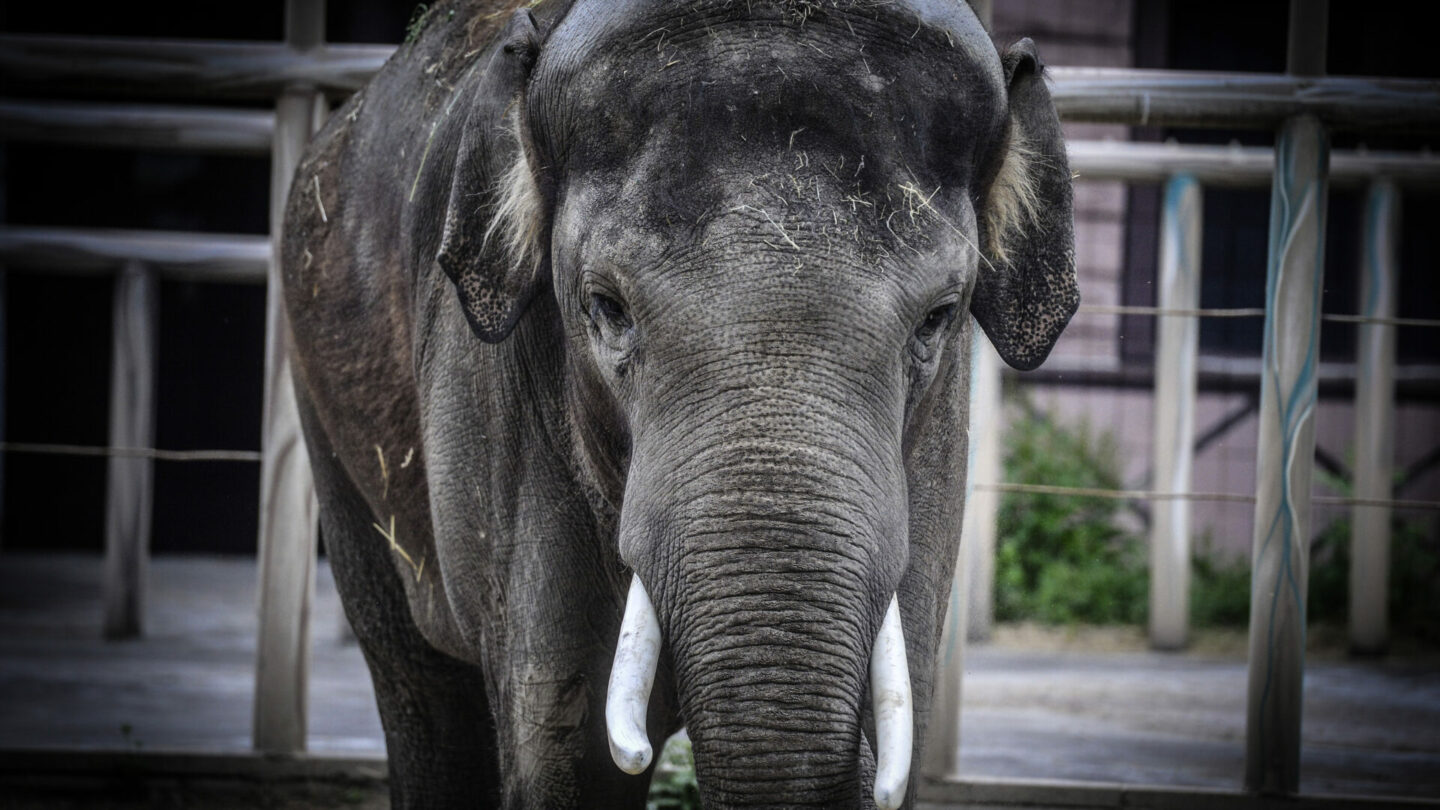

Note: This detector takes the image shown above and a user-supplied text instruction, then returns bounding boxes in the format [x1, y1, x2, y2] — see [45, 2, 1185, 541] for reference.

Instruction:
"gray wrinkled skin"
[281, 1, 1076, 807]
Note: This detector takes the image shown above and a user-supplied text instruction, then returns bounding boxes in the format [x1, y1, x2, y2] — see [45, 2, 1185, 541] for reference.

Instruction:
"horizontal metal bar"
[0, 35, 389, 99]
[0, 100, 273, 155]
[3, 35, 1440, 132]
[0, 441, 261, 462]
[1070, 140, 1440, 187]
[0, 226, 269, 283]
[1050, 67, 1440, 132]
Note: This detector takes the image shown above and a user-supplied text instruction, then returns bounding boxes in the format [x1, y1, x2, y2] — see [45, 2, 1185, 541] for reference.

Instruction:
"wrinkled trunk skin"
[675, 553, 874, 806]
[623, 383, 908, 806]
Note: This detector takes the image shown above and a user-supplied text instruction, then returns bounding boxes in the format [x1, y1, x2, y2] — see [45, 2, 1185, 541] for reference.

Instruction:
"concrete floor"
[1, 553, 1437, 800]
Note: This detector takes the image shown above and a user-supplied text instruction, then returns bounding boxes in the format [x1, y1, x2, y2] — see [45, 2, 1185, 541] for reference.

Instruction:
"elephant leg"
[484, 523, 670, 807]
[298, 392, 501, 808]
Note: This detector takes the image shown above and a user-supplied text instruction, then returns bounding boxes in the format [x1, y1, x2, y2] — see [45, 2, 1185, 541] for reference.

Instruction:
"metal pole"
[253, 0, 322, 755]
[1349, 180, 1399, 655]
[101, 260, 158, 639]
[1149, 174, 1202, 651]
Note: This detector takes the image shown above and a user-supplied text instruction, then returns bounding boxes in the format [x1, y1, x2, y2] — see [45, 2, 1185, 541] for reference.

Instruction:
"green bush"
[1189, 539, 1251, 627]
[1307, 509, 1439, 644]
[994, 397, 1147, 625]
[994, 395, 1439, 640]
[647, 734, 700, 810]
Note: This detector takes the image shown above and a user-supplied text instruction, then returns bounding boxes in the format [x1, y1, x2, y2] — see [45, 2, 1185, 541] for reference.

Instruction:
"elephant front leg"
[492, 637, 664, 808]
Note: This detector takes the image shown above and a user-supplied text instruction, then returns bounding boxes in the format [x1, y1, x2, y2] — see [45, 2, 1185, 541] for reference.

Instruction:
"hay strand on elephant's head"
[982, 122, 1043, 264]
[482, 105, 545, 276]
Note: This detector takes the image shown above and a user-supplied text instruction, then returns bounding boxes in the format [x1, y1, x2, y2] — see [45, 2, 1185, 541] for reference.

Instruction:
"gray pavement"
[1, 553, 1437, 800]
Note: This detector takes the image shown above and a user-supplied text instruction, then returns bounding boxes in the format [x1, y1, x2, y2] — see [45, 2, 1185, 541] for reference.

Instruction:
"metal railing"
[2, 0, 1438, 803]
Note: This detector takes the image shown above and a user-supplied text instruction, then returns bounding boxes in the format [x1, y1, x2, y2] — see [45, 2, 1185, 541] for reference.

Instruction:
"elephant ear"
[970, 38, 1080, 371]
[435, 10, 546, 342]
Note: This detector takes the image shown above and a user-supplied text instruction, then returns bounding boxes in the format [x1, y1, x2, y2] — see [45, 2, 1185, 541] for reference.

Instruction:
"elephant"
[280, 0, 1077, 807]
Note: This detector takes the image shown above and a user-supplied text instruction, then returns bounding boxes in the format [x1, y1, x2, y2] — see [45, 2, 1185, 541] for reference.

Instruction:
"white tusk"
[871, 594, 913, 810]
[606, 574, 662, 774]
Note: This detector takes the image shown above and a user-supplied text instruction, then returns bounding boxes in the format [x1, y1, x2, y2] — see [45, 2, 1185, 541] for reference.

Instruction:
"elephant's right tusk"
[606, 574, 661, 775]
[871, 594, 913, 810]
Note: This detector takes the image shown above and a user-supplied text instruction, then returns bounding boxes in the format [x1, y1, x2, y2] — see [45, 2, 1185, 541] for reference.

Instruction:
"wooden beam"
[101, 261, 158, 640]
[923, 567, 966, 780]
[5, 32, 1439, 132]
[1049, 68, 1440, 132]
[0, 226, 268, 283]
[1245, 4, 1330, 793]
[0, 35, 388, 99]
[963, 334, 1001, 643]
[1149, 174, 1203, 651]
[1245, 112, 1329, 797]
[1068, 141, 1440, 189]
[252, 0, 324, 756]
[0, 267, 6, 548]
[921, 776, 1440, 810]
[0, 100, 273, 155]
[1349, 180, 1400, 655]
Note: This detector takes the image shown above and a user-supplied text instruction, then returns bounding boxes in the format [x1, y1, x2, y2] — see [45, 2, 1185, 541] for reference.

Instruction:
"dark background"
[1, 1, 419, 553]
[1122, 0, 1440, 366]
[2, 1, 1437, 553]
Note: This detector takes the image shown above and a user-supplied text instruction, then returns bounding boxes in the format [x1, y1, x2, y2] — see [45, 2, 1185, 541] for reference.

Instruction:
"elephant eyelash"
[915, 302, 958, 340]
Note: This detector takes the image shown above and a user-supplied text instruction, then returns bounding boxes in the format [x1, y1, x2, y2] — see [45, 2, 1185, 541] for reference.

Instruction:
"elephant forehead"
[532, 0, 1006, 180]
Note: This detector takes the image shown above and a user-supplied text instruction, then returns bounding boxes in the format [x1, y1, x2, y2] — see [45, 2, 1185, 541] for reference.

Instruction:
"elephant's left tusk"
[606, 574, 662, 775]
[871, 594, 913, 810]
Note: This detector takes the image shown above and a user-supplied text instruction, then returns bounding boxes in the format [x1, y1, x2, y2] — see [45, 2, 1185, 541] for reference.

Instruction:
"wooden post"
[1245, 2, 1328, 794]
[923, 549, 967, 780]
[0, 267, 6, 546]
[963, 340, 1001, 642]
[1245, 111, 1329, 797]
[102, 260, 158, 640]
[253, 0, 322, 755]
[1149, 174, 1203, 650]
[919, 0, 996, 780]
[1349, 180, 1399, 655]
[963, 0, 999, 647]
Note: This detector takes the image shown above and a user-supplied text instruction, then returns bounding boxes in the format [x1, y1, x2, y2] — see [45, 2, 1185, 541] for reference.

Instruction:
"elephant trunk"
[601, 318, 915, 805]
[607, 440, 914, 807]
[672, 559, 872, 808]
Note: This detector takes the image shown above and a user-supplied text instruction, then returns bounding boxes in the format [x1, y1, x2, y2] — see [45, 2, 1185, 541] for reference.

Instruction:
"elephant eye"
[588, 292, 631, 331]
[915, 302, 957, 341]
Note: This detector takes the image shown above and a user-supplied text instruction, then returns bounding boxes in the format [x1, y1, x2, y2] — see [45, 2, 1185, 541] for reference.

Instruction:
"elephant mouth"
[604, 574, 914, 809]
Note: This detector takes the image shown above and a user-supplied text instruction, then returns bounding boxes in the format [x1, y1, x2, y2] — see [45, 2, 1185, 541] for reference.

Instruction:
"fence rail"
[7, 34, 1440, 130]
[2, 3, 1437, 805]
[0, 35, 390, 98]
[0, 226, 269, 282]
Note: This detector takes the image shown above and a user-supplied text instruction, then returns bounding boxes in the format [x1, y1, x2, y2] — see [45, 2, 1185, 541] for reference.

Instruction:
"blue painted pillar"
[1149, 173, 1202, 651]
[1244, 113, 1329, 795]
[1350, 181, 1399, 655]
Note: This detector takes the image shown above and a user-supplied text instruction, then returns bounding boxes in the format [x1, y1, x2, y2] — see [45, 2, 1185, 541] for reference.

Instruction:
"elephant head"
[434, 1, 1076, 806]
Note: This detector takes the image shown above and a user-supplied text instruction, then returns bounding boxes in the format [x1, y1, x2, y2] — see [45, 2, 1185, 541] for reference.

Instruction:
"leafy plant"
[1305, 480, 1439, 644]
[1189, 537, 1251, 627]
[647, 734, 700, 810]
[993, 395, 1147, 625]
[994, 395, 1439, 643]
